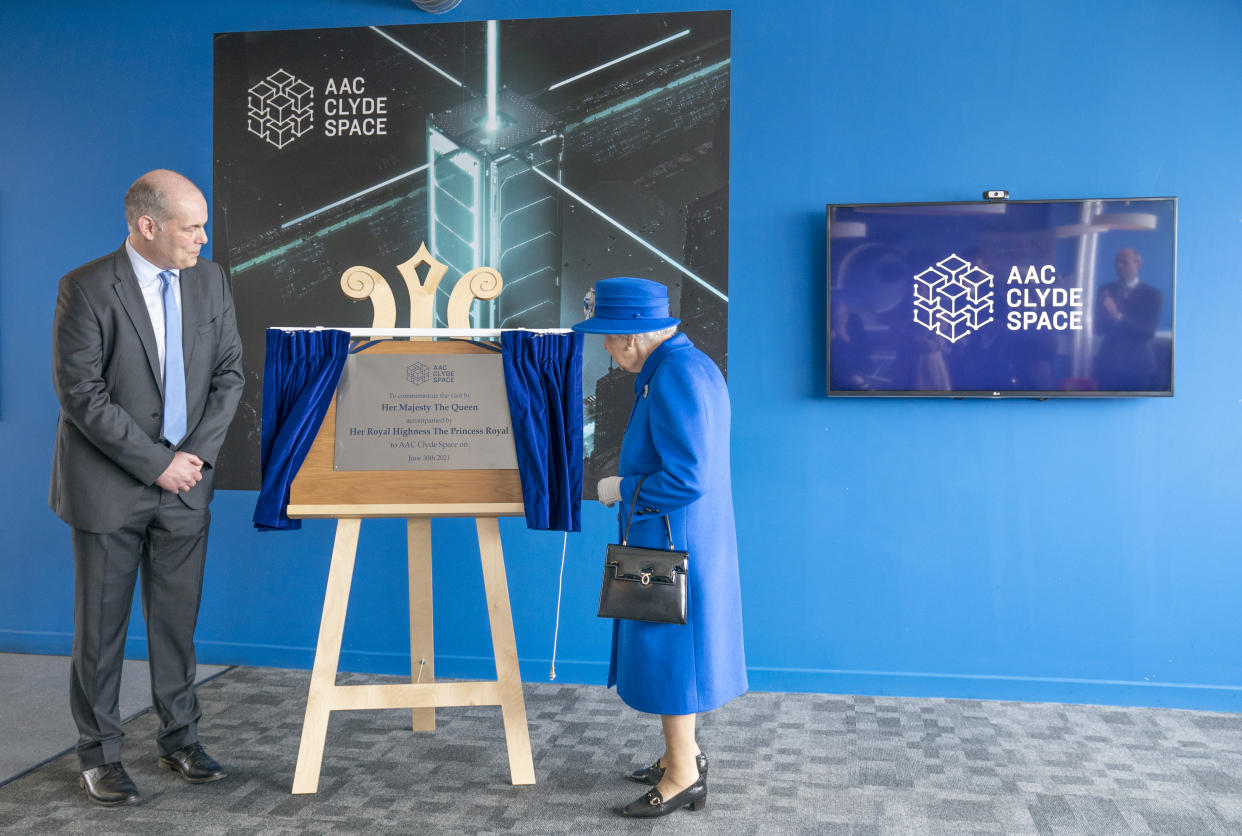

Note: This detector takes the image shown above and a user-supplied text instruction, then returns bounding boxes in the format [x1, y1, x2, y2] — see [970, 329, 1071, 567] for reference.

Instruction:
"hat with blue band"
[571, 277, 681, 334]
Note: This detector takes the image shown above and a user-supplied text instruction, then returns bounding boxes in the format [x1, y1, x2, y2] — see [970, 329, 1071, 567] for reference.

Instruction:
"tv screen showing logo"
[827, 198, 1176, 396]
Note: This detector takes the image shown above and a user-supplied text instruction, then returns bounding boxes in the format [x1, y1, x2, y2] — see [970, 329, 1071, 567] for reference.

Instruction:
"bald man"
[50, 170, 243, 806]
[1095, 247, 1162, 390]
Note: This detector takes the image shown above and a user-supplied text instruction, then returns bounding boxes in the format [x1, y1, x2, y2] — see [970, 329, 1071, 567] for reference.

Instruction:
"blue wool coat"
[609, 333, 747, 715]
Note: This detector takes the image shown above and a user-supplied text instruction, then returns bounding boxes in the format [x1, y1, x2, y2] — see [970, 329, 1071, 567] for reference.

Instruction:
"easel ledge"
[286, 503, 524, 518]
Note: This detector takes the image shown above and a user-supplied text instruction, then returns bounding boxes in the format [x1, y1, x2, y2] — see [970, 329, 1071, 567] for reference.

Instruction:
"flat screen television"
[826, 197, 1176, 397]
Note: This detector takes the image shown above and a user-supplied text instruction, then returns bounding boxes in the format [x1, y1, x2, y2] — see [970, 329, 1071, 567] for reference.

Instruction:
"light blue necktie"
[159, 270, 187, 445]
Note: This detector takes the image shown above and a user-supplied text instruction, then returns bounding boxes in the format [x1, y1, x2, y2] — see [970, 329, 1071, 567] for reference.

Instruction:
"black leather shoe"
[79, 763, 141, 807]
[628, 751, 708, 785]
[619, 774, 707, 818]
[157, 742, 227, 783]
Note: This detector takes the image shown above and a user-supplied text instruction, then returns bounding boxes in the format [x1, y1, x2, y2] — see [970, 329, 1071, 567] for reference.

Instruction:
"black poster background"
[212, 12, 731, 493]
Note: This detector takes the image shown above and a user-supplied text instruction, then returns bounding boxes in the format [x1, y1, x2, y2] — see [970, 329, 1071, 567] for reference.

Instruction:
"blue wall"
[3, 0, 1241, 711]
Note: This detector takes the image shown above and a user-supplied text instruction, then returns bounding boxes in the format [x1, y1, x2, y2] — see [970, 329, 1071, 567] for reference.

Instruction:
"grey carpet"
[2, 666, 1241, 834]
[0, 652, 227, 786]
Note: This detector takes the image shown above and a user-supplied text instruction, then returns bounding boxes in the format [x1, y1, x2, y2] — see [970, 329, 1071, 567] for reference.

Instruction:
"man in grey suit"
[50, 170, 243, 806]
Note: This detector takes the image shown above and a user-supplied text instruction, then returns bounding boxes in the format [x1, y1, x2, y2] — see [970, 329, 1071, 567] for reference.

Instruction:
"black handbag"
[597, 478, 689, 625]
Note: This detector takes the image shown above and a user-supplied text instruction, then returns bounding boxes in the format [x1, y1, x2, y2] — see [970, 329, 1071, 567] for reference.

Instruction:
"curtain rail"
[268, 327, 573, 338]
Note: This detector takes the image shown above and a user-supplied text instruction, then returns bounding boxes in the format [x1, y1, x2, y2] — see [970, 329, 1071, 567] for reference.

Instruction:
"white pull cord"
[549, 531, 568, 681]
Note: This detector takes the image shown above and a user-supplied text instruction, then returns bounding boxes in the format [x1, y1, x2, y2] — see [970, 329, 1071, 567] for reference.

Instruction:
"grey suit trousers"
[69, 483, 210, 770]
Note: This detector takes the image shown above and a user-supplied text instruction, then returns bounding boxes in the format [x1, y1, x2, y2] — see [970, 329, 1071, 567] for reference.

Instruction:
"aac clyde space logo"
[914, 254, 994, 343]
[406, 361, 454, 386]
[248, 69, 390, 150]
[247, 70, 314, 149]
[915, 253, 1085, 343]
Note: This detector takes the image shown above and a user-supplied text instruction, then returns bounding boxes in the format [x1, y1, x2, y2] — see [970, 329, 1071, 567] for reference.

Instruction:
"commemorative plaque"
[334, 352, 517, 471]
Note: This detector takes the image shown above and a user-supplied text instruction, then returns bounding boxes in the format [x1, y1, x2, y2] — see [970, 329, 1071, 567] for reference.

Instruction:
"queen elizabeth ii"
[573, 277, 746, 818]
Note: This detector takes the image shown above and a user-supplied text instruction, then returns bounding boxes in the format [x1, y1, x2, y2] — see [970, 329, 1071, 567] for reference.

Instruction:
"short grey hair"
[124, 177, 171, 232]
[632, 325, 678, 347]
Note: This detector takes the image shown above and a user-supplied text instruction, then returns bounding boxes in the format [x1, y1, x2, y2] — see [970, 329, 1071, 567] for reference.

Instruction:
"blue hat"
[571, 277, 680, 334]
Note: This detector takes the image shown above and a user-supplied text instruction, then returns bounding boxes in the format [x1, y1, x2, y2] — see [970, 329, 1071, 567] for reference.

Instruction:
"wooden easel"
[286, 338, 535, 793]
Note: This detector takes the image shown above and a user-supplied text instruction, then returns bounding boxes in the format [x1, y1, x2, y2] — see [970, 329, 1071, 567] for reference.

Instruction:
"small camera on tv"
[983, 189, 1010, 200]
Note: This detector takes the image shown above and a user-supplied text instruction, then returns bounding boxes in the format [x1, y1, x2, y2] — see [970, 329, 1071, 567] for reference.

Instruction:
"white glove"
[597, 476, 623, 508]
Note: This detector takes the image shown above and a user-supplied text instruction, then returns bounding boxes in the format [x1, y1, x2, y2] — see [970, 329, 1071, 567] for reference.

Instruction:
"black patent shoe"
[619, 774, 707, 818]
[79, 763, 141, 807]
[628, 751, 708, 785]
[157, 742, 227, 783]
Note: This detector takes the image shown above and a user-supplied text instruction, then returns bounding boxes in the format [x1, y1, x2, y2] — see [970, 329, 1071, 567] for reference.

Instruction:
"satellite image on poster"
[212, 12, 731, 494]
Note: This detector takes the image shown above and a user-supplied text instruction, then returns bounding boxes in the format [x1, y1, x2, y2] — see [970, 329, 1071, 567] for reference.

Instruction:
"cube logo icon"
[407, 362, 430, 386]
[913, 253, 994, 343]
[248, 69, 314, 149]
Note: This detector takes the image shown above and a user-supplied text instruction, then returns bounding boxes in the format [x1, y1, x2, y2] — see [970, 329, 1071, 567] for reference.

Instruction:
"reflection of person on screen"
[896, 327, 951, 391]
[1095, 248, 1162, 389]
[889, 275, 951, 391]
[829, 300, 872, 389]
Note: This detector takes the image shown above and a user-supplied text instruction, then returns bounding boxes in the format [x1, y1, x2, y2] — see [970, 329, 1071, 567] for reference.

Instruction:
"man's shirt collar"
[125, 238, 179, 289]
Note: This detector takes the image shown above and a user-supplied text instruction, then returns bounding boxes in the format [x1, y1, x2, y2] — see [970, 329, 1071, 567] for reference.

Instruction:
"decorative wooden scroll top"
[339, 242, 503, 329]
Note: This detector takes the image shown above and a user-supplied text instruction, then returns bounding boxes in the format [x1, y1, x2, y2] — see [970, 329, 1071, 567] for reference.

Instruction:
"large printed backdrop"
[212, 12, 731, 492]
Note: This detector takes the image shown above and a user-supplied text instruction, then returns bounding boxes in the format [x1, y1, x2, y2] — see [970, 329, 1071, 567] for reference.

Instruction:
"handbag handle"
[620, 476, 676, 550]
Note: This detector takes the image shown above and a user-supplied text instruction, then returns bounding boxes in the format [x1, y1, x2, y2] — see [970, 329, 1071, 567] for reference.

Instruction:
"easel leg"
[407, 517, 435, 731]
[292, 517, 361, 794]
[476, 517, 536, 785]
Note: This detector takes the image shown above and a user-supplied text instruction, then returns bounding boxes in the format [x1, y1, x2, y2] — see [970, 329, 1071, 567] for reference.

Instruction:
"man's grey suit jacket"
[50, 246, 244, 534]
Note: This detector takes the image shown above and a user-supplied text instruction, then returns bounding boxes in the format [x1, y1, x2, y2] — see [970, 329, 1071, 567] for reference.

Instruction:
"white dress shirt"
[125, 238, 182, 374]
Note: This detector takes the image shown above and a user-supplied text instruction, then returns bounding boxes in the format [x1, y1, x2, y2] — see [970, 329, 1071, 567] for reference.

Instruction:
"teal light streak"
[231, 187, 425, 275]
[566, 58, 730, 132]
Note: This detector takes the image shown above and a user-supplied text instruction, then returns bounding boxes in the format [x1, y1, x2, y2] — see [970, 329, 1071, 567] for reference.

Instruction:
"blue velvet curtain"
[501, 331, 584, 532]
[252, 328, 352, 531]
